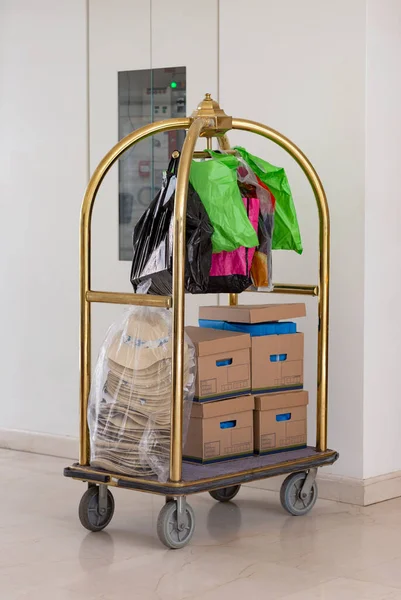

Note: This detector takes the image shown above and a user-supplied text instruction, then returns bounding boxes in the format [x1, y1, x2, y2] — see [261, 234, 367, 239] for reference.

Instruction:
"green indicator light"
[170, 81, 177, 89]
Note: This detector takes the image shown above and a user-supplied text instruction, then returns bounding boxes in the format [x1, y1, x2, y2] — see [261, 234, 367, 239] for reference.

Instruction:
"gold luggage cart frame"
[64, 95, 338, 549]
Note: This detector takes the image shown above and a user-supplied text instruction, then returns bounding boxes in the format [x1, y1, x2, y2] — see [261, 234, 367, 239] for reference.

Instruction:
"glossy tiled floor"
[2, 450, 401, 600]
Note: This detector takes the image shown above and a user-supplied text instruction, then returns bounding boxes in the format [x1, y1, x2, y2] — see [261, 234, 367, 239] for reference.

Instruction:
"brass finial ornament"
[190, 93, 232, 136]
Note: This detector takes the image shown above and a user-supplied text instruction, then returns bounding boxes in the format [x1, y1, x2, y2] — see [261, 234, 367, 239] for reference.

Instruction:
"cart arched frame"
[78, 104, 330, 486]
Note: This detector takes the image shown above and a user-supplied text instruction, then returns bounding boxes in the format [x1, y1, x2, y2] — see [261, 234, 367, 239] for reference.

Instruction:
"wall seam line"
[217, 0, 220, 102]
[217, 0, 221, 308]
[86, 0, 90, 181]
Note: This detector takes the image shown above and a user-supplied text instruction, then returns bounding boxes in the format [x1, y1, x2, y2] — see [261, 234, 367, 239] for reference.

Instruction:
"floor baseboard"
[247, 473, 365, 505]
[247, 470, 401, 506]
[2, 429, 400, 506]
[0, 428, 78, 460]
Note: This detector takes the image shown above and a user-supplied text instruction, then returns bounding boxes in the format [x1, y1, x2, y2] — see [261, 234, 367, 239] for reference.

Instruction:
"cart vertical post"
[79, 194, 92, 465]
[169, 117, 208, 483]
[229, 293, 239, 306]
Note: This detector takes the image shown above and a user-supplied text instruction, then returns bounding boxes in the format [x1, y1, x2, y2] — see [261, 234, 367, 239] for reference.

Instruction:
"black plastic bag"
[130, 153, 214, 295]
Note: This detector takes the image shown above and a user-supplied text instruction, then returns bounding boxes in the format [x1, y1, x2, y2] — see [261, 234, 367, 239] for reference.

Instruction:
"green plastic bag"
[235, 147, 303, 254]
[189, 154, 259, 253]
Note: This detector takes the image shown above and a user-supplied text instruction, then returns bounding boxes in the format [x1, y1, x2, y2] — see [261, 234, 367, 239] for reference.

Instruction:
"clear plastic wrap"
[88, 306, 196, 482]
[235, 146, 302, 254]
[206, 196, 260, 293]
[236, 158, 275, 291]
[202, 150, 275, 291]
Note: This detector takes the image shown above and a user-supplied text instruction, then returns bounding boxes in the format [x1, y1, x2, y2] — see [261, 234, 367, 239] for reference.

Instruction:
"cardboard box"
[185, 326, 251, 402]
[252, 332, 304, 394]
[198, 305, 305, 394]
[254, 391, 308, 454]
[199, 303, 306, 324]
[184, 396, 254, 463]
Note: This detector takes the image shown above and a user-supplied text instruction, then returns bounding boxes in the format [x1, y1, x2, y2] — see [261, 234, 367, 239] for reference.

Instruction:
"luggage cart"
[64, 94, 339, 549]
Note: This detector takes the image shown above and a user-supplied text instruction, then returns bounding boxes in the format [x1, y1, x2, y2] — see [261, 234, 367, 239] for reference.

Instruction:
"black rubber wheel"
[157, 501, 195, 549]
[78, 486, 115, 532]
[280, 472, 318, 516]
[209, 485, 241, 503]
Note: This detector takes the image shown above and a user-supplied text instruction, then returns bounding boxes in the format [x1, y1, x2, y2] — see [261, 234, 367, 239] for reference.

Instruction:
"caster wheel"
[157, 500, 195, 549]
[280, 472, 317, 516]
[78, 486, 115, 532]
[209, 485, 241, 503]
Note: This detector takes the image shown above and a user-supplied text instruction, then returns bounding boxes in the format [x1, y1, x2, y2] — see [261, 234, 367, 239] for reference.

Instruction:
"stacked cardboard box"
[199, 304, 306, 395]
[185, 327, 251, 403]
[253, 391, 308, 455]
[183, 396, 254, 464]
[184, 304, 309, 464]
[184, 327, 254, 463]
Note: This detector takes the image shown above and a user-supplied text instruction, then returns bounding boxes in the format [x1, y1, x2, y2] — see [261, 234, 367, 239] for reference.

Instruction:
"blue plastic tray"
[198, 319, 297, 337]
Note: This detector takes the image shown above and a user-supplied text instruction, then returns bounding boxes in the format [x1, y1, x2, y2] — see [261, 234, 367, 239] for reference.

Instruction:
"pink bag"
[206, 197, 259, 293]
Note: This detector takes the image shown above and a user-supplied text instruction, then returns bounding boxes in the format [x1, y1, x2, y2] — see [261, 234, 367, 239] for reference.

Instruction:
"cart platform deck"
[64, 447, 338, 496]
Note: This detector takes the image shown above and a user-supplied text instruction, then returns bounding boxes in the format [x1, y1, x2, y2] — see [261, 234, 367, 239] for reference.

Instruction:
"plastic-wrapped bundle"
[88, 306, 196, 482]
[236, 158, 275, 291]
[235, 146, 302, 255]
[203, 150, 275, 291]
[130, 152, 214, 295]
[206, 196, 260, 293]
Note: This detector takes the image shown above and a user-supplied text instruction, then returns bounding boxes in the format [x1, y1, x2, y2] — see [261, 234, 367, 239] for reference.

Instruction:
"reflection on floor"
[1, 449, 401, 599]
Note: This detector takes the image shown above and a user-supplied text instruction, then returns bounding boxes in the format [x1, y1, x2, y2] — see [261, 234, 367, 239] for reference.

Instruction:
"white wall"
[151, 0, 220, 325]
[363, 0, 401, 479]
[0, 0, 87, 437]
[89, 0, 220, 360]
[0, 0, 220, 440]
[1, 0, 400, 486]
[219, 0, 367, 479]
[89, 0, 152, 357]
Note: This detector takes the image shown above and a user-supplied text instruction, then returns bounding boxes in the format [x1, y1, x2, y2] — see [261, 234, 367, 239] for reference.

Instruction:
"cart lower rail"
[64, 446, 338, 495]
